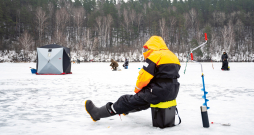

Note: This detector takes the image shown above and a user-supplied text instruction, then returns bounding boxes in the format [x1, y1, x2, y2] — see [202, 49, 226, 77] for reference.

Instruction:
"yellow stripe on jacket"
[134, 69, 154, 93]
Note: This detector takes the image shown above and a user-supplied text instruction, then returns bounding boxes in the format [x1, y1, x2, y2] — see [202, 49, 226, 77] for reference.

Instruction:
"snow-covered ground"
[0, 62, 254, 135]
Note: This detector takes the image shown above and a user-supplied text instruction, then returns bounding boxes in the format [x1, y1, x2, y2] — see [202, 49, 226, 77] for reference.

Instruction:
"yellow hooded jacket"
[134, 36, 181, 93]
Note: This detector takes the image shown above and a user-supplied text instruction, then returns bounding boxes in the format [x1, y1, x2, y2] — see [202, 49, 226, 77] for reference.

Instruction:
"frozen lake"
[0, 62, 254, 135]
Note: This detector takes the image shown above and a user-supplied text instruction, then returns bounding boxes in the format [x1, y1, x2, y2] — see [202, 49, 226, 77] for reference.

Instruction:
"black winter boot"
[85, 100, 115, 121]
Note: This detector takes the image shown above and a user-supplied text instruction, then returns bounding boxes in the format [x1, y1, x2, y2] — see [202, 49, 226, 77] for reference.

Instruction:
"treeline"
[0, 0, 254, 62]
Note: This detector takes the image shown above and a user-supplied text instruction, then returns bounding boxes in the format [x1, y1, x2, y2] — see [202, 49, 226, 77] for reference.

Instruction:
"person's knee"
[118, 95, 130, 102]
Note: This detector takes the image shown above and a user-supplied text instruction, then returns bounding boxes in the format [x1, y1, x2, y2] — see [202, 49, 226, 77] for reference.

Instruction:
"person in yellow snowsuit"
[85, 36, 181, 121]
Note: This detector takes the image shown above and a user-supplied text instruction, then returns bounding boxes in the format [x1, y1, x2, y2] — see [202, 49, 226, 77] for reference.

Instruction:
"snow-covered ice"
[0, 62, 254, 135]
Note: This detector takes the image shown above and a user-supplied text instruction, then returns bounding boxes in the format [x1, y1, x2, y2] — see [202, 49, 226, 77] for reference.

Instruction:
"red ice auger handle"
[191, 53, 193, 60]
[204, 33, 208, 41]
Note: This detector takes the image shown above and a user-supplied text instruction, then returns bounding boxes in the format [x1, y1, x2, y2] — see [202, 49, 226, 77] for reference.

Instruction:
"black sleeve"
[143, 58, 156, 76]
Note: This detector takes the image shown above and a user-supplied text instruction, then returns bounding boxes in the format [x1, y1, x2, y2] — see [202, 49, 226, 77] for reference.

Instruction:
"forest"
[0, 0, 254, 62]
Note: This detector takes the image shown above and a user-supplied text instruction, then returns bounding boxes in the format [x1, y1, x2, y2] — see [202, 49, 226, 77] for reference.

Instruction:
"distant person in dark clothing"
[221, 52, 228, 61]
[221, 52, 229, 70]
[110, 59, 119, 71]
[77, 59, 80, 64]
[123, 58, 129, 69]
[221, 58, 229, 70]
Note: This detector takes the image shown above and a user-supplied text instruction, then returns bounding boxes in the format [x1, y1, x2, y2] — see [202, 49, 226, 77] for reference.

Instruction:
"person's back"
[123, 59, 129, 69]
[124, 59, 129, 66]
[221, 52, 228, 61]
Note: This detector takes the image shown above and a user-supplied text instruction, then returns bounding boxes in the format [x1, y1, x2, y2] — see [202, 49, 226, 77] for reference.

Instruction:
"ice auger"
[187, 33, 210, 109]
[184, 33, 210, 128]
[186, 33, 210, 127]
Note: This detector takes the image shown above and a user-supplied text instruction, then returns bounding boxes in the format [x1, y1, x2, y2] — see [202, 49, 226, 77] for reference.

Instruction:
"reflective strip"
[111, 104, 117, 113]
[135, 86, 141, 90]
[150, 100, 177, 108]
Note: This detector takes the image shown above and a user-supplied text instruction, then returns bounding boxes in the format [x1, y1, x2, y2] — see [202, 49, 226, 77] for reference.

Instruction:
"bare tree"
[102, 16, 107, 48]
[48, 2, 54, 43]
[148, 2, 152, 8]
[48, 3, 54, 16]
[115, 3, 122, 46]
[212, 11, 226, 27]
[137, 13, 142, 33]
[55, 10, 61, 34]
[123, 8, 130, 32]
[116, 3, 122, 18]
[57, 8, 70, 32]
[53, 30, 66, 45]
[168, 16, 176, 49]
[183, 13, 190, 27]
[98, 15, 114, 49]
[169, 16, 176, 27]
[35, 7, 48, 47]
[123, 8, 130, 45]
[235, 19, 244, 53]
[96, 16, 103, 48]
[128, 9, 136, 46]
[54, 8, 70, 46]
[84, 28, 92, 58]
[221, 20, 235, 52]
[189, 8, 197, 30]
[129, 9, 136, 25]
[93, 37, 99, 52]
[65, 0, 74, 45]
[105, 14, 113, 47]
[210, 29, 218, 54]
[159, 18, 166, 40]
[19, 31, 34, 59]
[143, 4, 147, 15]
[137, 13, 143, 47]
[72, 7, 85, 55]
[16, 10, 21, 37]
[73, 7, 85, 42]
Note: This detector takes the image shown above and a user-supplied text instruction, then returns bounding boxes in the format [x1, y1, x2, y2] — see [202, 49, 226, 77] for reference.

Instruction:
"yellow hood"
[143, 36, 168, 59]
[143, 36, 168, 51]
